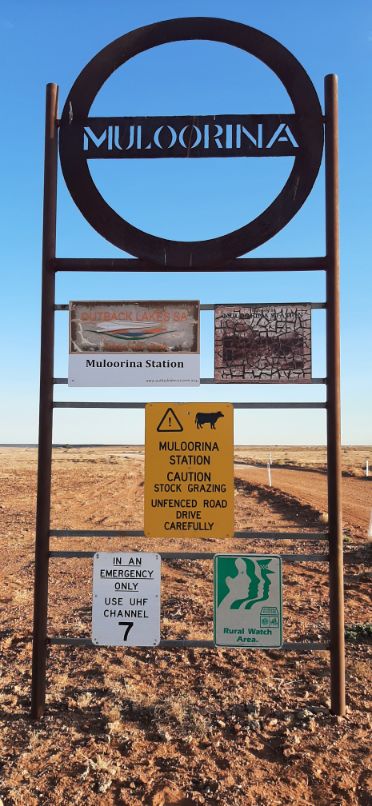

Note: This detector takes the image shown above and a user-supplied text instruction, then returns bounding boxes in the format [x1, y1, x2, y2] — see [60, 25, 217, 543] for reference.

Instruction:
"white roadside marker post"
[267, 461, 272, 487]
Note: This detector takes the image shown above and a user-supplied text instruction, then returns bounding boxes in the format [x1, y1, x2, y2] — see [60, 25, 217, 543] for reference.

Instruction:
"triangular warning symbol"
[157, 407, 183, 432]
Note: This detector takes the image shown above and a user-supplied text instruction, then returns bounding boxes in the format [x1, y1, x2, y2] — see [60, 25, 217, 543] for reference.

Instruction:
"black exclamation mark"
[168, 416, 172, 428]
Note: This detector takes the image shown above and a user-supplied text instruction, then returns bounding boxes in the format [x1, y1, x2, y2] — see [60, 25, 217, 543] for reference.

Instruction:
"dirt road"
[235, 464, 372, 540]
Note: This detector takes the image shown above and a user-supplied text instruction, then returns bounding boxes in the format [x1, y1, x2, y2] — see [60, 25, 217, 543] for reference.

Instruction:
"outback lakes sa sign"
[69, 300, 200, 387]
[59, 17, 324, 268]
[145, 403, 234, 539]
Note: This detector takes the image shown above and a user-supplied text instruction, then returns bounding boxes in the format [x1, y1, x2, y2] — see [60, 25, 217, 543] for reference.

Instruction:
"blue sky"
[1, 0, 371, 445]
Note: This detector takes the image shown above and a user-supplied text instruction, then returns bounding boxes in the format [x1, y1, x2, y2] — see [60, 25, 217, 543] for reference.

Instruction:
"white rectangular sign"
[214, 554, 282, 647]
[92, 552, 161, 646]
[69, 353, 200, 387]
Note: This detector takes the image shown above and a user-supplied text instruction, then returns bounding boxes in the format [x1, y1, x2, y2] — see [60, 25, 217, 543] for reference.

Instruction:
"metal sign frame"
[59, 18, 324, 267]
[31, 18, 345, 720]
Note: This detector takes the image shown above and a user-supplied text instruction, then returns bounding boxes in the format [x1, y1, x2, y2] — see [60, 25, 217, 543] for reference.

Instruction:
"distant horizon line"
[1, 443, 371, 449]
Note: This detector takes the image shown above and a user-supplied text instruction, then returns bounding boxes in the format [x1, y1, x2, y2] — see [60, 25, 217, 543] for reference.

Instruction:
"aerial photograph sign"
[69, 300, 200, 386]
[92, 552, 161, 647]
[214, 555, 282, 647]
[144, 403, 234, 539]
[214, 304, 312, 383]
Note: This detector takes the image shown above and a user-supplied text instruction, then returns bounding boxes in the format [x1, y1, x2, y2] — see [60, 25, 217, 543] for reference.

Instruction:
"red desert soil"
[0, 446, 371, 805]
[234, 465, 371, 541]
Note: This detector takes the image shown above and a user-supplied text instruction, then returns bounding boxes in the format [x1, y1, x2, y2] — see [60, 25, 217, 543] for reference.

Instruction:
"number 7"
[118, 621, 134, 641]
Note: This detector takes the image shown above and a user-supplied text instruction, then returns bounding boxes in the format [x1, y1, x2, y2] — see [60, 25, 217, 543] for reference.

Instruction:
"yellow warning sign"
[145, 403, 234, 539]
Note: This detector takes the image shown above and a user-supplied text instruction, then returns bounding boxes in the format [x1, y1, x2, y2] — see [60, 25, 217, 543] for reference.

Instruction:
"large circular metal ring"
[59, 17, 324, 268]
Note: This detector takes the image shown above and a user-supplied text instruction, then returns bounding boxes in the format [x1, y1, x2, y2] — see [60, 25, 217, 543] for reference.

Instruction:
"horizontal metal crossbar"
[49, 529, 328, 540]
[49, 550, 329, 561]
[54, 302, 327, 311]
[52, 257, 327, 273]
[54, 377, 327, 385]
[49, 549, 363, 564]
[48, 636, 330, 651]
[53, 401, 327, 409]
[203, 302, 327, 311]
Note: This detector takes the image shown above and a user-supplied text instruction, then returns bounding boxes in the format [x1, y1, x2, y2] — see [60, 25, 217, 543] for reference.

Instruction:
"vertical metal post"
[31, 84, 59, 719]
[325, 74, 345, 716]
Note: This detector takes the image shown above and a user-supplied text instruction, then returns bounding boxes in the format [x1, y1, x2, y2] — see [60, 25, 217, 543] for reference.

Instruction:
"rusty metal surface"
[53, 376, 327, 384]
[54, 302, 327, 310]
[48, 637, 330, 651]
[49, 551, 329, 561]
[31, 84, 58, 720]
[52, 257, 327, 272]
[49, 529, 328, 540]
[214, 304, 312, 384]
[32, 23, 344, 723]
[325, 75, 345, 716]
[52, 401, 326, 409]
[59, 17, 324, 267]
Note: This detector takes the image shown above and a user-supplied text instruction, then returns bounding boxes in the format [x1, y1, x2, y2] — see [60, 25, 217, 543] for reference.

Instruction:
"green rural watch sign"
[214, 555, 282, 647]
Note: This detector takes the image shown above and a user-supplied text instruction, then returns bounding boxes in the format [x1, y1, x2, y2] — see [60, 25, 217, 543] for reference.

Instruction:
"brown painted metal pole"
[31, 83, 58, 719]
[325, 74, 345, 716]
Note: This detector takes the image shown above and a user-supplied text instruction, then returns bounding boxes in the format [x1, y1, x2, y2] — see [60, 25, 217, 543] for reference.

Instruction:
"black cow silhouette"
[195, 411, 224, 430]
